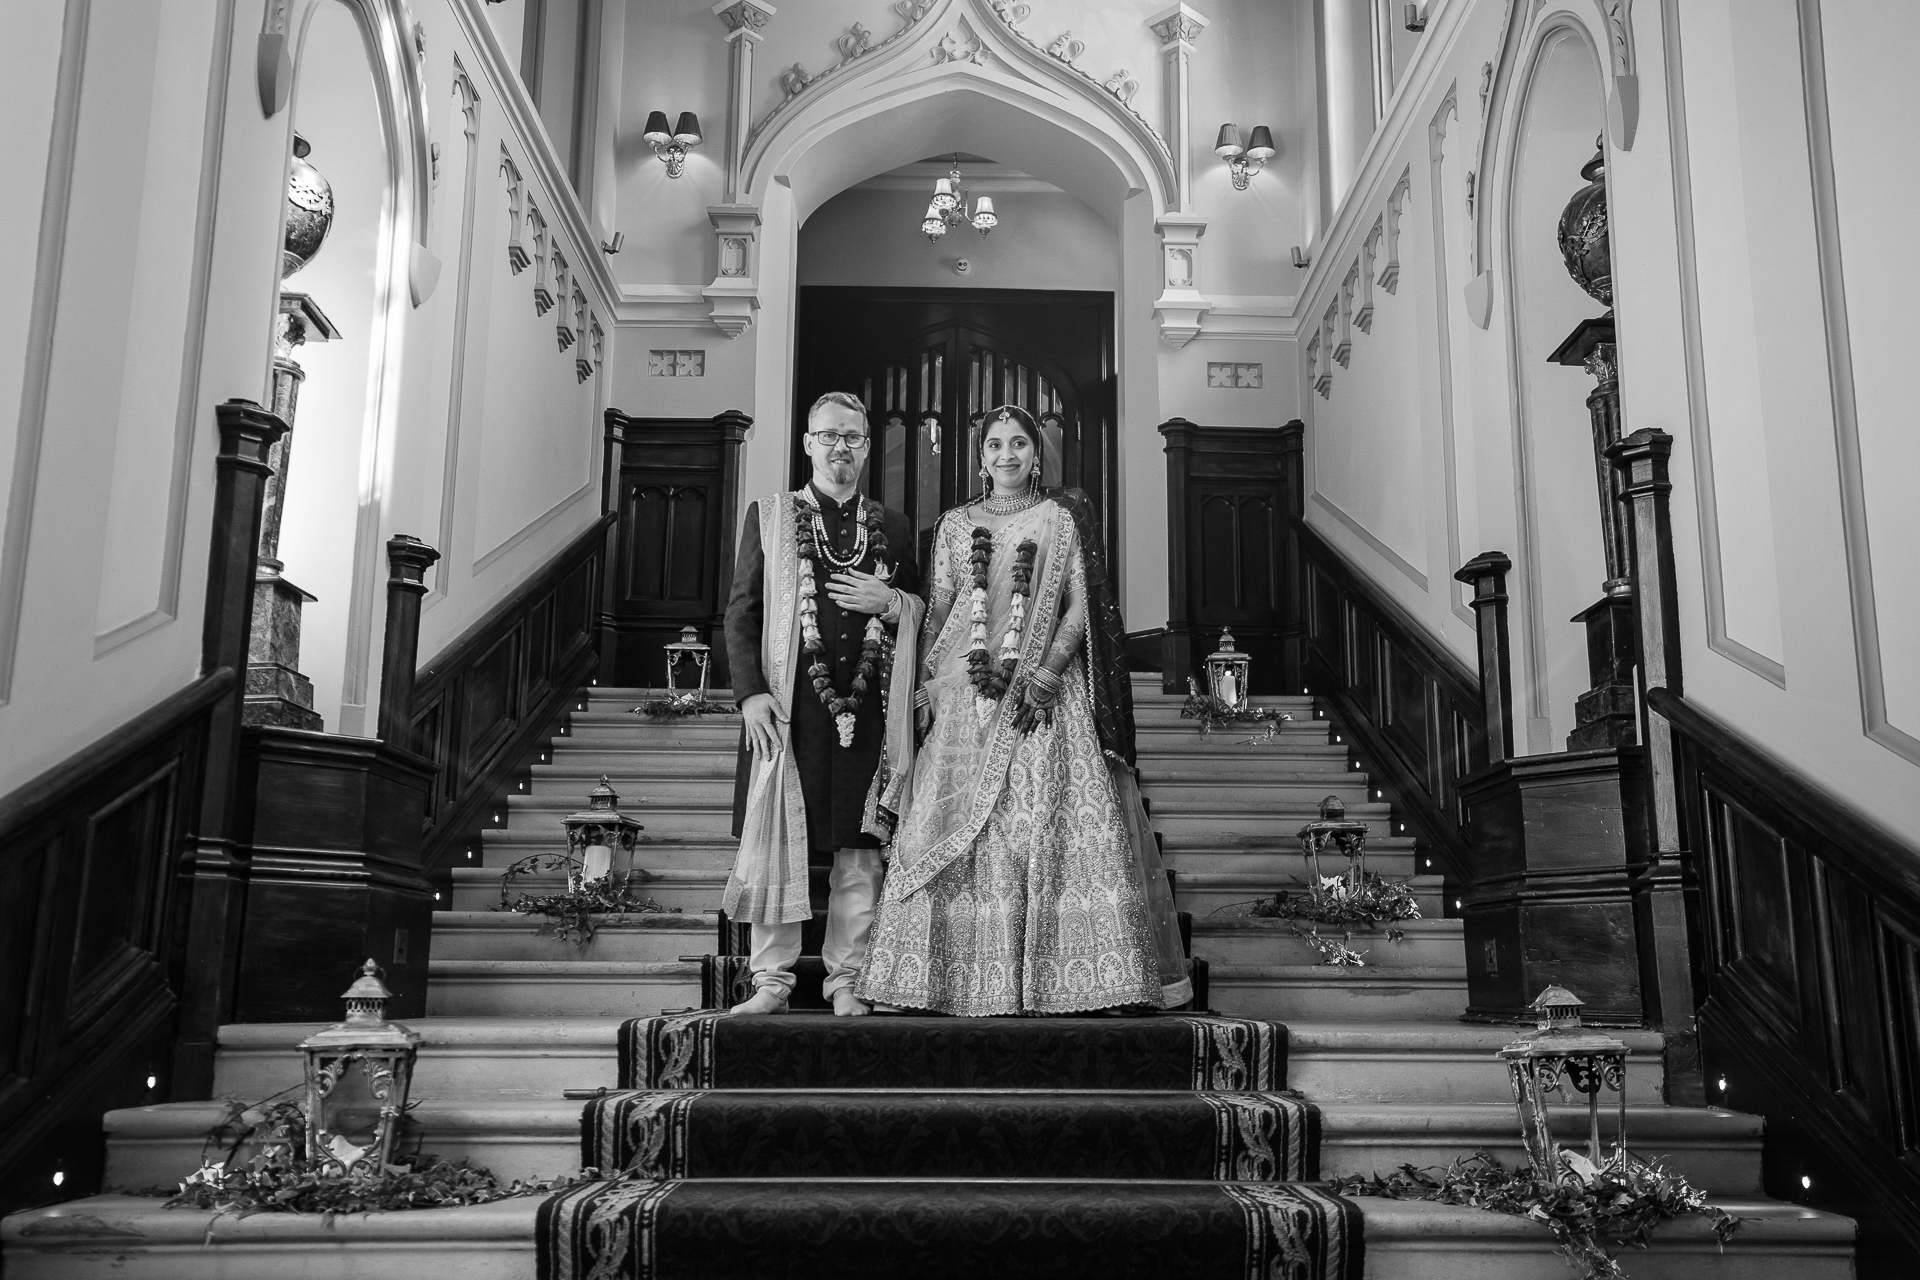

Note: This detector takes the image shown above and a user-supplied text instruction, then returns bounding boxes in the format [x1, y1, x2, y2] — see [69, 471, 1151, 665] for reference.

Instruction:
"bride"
[857, 406, 1192, 1016]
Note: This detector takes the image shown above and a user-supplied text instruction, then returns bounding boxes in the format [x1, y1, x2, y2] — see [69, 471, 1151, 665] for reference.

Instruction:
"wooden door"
[793, 288, 1116, 570]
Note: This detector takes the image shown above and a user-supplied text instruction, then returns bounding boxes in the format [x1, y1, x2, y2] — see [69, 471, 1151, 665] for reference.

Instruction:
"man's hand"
[827, 570, 894, 615]
[740, 692, 782, 761]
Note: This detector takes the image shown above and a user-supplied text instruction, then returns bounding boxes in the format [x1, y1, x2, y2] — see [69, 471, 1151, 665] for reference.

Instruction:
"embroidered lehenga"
[857, 491, 1191, 1016]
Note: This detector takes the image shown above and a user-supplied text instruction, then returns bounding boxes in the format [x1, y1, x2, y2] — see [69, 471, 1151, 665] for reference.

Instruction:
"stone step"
[1192, 918, 1461, 967]
[584, 686, 737, 706]
[5, 1192, 1850, 1280]
[502, 797, 734, 838]
[97, 1096, 1767, 1197]
[1175, 872, 1448, 916]
[210, 1016, 1648, 1109]
[560, 722, 744, 750]
[1316, 1103, 1766, 1195]
[1136, 778, 1375, 807]
[1134, 737, 1351, 759]
[529, 773, 738, 804]
[429, 911, 715, 962]
[479, 828, 738, 870]
[1147, 800, 1393, 840]
[1133, 755, 1365, 782]
[1286, 1021, 1668, 1104]
[1161, 845, 1418, 877]
[1207, 963, 1468, 1021]
[531, 749, 739, 776]
[452, 866, 727, 912]
[424, 960, 700, 1018]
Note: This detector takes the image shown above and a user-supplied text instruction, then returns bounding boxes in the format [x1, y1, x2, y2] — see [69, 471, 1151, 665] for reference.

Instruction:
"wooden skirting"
[413, 514, 611, 879]
[0, 669, 230, 1216]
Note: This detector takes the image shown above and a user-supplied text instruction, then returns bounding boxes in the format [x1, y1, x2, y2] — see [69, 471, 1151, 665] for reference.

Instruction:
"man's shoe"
[832, 989, 872, 1017]
[728, 988, 789, 1016]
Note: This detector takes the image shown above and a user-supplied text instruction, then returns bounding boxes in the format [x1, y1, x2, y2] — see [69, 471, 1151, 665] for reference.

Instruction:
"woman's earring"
[979, 466, 990, 482]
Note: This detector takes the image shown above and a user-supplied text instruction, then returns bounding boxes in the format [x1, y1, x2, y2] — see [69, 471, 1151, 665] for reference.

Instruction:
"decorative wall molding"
[1426, 87, 1475, 628]
[704, 203, 761, 337]
[1654, 2, 1787, 688]
[1153, 213, 1210, 348]
[612, 286, 713, 329]
[1196, 294, 1299, 341]
[433, 64, 484, 602]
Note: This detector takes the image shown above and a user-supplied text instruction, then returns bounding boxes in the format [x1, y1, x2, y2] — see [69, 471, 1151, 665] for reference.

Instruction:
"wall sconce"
[1215, 124, 1276, 191]
[1404, 3, 1429, 31]
[642, 111, 701, 178]
[601, 231, 625, 255]
[1291, 246, 1311, 269]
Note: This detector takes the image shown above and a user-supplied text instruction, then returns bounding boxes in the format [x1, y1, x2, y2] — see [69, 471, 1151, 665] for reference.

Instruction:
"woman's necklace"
[980, 488, 1043, 516]
[794, 496, 889, 747]
[964, 526, 1037, 725]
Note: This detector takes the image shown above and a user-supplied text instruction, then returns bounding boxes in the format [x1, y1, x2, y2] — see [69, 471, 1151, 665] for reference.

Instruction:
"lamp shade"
[672, 112, 702, 145]
[642, 111, 672, 144]
[1214, 123, 1245, 158]
[973, 195, 994, 216]
[931, 177, 957, 211]
[1245, 126, 1276, 161]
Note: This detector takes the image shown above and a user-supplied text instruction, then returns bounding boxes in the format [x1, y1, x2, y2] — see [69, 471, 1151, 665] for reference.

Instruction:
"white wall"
[1290, 0, 1920, 836]
[0, 0, 619, 790]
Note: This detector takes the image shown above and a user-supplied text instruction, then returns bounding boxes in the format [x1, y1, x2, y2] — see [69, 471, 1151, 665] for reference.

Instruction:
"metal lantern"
[1297, 795, 1369, 902]
[1205, 628, 1252, 711]
[663, 626, 713, 704]
[561, 775, 644, 885]
[299, 960, 421, 1174]
[1498, 985, 1629, 1182]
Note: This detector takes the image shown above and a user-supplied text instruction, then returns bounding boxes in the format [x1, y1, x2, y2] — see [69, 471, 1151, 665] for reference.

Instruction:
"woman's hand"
[915, 686, 934, 739]
[1012, 669, 1064, 734]
[740, 692, 783, 762]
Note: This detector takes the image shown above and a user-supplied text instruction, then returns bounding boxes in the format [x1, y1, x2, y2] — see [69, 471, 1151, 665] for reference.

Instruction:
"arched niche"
[1495, 19, 1611, 752]
[271, 0, 414, 736]
[734, 33, 1174, 616]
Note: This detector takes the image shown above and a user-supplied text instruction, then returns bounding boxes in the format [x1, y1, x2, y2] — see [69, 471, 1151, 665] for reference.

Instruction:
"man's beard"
[821, 456, 856, 482]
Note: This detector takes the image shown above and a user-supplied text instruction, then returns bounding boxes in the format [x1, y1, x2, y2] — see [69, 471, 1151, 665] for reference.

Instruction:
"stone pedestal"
[245, 570, 322, 729]
[1459, 748, 1649, 1026]
[1567, 595, 1637, 751]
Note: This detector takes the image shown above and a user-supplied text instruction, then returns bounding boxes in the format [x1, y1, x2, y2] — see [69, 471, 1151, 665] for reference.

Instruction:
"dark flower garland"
[634, 693, 735, 719]
[160, 1097, 591, 1218]
[494, 852, 679, 945]
[965, 527, 1037, 711]
[1246, 871, 1422, 927]
[796, 498, 889, 747]
[1334, 1150, 1740, 1279]
[1180, 690, 1295, 734]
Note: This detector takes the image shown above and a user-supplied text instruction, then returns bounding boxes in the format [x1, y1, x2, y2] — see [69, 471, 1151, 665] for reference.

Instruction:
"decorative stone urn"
[282, 132, 334, 279]
[1556, 140, 1610, 308]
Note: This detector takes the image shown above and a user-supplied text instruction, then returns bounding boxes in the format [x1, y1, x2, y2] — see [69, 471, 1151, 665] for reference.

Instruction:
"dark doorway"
[792, 287, 1117, 569]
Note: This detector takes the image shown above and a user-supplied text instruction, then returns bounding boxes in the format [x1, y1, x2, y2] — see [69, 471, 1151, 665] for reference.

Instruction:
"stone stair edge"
[432, 910, 713, 930]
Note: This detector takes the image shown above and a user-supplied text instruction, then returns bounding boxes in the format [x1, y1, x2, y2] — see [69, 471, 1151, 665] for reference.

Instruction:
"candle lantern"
[1498, 985, 1629, 1182]
[1297, 795, 1369, 901]
[561, 775, 645, 885]
[299, 960, 421, 1174]
[1205, 628, 1252, 711]
[663, 626, 713, 705]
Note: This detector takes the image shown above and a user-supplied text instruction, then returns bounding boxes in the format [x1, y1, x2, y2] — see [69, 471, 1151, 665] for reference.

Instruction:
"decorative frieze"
[649, 350, 706, 377]
[583, 319, 604, 384]
[1356, 220, 1381, 333]
[1207, 362, 1262, 389]
[553, 249, 573, 347]
[1335, 266, 1356, 367]
[1379, 168, 1410, 295]
[530, 201, 553, 313]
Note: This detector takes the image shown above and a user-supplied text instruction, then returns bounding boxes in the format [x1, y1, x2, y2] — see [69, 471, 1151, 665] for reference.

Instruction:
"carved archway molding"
[262, 0, 440, 307]
[1463, 0, 1634, 327]
[703, 0, 1209, 346]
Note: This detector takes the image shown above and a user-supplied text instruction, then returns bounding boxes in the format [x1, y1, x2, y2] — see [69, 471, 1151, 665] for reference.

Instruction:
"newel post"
[1453, 551, 1516, 765]
[376, 535, 441, 750]
[597, 409, 629, 686]
[1609, 427, 1702, 1104]
[174, 399, 288, 1095]
[1158, 418, 1198, 692]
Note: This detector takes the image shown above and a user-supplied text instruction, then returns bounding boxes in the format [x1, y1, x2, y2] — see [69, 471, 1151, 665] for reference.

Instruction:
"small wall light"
[601, 231, 625, 255]
[1404, 3, 1428, 32]
[1215, 124, 1276, 190]
[1291, 246, 1312, 269]
[642, 111, 701, 178]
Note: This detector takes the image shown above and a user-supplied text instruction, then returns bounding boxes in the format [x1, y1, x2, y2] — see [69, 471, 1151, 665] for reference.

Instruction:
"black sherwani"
[727, 485, 920, 855]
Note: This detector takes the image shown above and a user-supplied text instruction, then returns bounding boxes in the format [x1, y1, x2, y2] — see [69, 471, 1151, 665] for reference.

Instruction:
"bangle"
[1026, 667, 1064, 694]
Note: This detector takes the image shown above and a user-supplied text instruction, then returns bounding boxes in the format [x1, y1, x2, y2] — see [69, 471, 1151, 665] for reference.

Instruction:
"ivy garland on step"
[796, 498, 890, 747]
[1180, 689, 1295, 734]
[965, 527, 1037, 724]
[495, 852, 679, 946]
[1333, 1150, 1741, 1280]
[634, 693, 735, 719]
[1247, 871, 1422, 928]
[159, 1097, 591, 1219]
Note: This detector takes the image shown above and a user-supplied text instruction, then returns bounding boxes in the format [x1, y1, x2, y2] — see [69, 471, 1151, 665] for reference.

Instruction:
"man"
[722, 392, 920, 1017]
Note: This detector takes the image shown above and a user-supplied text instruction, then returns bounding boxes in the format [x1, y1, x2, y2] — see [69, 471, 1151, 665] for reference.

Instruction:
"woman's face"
[981, 418, 1036, 495]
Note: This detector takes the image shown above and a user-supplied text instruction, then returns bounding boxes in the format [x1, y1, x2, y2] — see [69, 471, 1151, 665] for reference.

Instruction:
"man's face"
[804, 402, 869, 490]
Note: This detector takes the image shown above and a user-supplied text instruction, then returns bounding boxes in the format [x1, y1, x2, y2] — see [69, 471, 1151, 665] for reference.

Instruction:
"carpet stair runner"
[540, 1010, 1359, 1280]
[1, 680, 1857, 1278]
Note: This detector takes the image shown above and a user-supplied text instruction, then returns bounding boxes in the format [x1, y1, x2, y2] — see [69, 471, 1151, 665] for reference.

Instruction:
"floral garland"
[796, 496, 889, 747]
[964, 526, 1037, 724]
[495, 853, 678, 945]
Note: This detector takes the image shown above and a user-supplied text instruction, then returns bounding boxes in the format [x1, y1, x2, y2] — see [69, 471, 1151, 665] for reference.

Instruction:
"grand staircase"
[1, 679, 1853, 1277]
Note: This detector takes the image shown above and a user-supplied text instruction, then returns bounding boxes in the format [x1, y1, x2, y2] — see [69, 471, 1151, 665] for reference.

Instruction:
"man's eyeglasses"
[809, 430, 869, 449]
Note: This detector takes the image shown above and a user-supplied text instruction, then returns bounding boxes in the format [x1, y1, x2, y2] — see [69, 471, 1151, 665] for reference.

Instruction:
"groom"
[723, 392, 920, 1017]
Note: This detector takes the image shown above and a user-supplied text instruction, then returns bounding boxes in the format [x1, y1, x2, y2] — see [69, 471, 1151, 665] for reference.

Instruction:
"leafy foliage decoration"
[1179, 692, 1296, 733]
[1333, 1150, 1741, 1279]
[495, 854, 680, 945]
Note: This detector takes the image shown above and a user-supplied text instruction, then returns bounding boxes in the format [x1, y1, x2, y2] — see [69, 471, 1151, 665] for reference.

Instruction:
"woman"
[857, 406, 1191, 1015]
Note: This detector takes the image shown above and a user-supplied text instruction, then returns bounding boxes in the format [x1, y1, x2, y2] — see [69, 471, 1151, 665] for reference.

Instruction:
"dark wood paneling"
[413, 512, 611, 876]
[599, 410, 747, 688]
[0, 672, 228, 1216]
[1654, 686, 1920, 1272]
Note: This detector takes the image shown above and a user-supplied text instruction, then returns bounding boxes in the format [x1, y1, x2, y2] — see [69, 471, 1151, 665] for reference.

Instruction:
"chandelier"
[921, 157, 997, 242]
